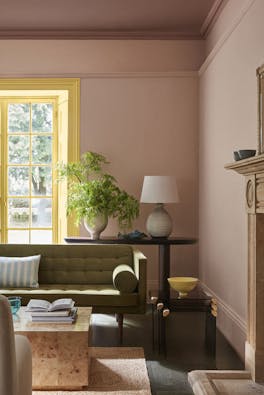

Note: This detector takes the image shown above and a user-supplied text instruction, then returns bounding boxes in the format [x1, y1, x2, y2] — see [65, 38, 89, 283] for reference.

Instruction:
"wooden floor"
[91, 306, 244, 395]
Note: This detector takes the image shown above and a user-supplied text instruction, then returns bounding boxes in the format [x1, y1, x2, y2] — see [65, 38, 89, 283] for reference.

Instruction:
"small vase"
[84, 213, 108, 240]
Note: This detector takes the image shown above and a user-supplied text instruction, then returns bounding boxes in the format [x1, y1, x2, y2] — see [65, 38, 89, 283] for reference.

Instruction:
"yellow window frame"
[0, 78, 80, 243]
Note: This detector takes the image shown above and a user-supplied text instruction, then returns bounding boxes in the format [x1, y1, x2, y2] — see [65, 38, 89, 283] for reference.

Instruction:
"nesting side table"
[150, 284, 217, 356]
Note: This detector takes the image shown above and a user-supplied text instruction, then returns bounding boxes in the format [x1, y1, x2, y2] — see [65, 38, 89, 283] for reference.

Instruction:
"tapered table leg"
[158, 244, 170, 305]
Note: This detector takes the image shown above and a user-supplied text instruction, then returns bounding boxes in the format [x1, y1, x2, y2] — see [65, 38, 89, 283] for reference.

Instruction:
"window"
[2, 99, 57, 243]
[0, 78, 80, 243]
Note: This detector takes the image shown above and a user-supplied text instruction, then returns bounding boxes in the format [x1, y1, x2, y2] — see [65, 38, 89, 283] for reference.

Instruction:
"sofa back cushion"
[0, 244, 133, 285]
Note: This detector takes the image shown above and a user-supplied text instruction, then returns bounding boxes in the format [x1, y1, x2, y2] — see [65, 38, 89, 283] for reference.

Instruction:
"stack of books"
[26, 298, 77, 324]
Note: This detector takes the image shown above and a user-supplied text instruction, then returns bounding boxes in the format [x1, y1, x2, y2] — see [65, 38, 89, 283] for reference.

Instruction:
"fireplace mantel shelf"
[225, 154, 264, 175]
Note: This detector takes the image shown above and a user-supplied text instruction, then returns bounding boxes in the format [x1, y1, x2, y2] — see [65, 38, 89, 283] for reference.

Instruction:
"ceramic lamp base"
[146, 203, 172, 238]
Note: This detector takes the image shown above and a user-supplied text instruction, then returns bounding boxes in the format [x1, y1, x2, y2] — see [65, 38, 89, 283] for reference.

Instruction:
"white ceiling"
[0, 0, 224, 39]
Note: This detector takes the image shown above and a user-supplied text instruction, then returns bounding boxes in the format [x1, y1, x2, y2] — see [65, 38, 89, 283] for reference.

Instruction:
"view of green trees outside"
[7, 102, 55, 243]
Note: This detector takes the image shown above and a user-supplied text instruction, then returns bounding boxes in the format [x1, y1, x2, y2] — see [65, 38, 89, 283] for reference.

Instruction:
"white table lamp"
[140, 175, 180, 238]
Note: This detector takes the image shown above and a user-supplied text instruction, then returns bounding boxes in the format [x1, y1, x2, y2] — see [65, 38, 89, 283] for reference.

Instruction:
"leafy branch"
[57, 151, 139, 230]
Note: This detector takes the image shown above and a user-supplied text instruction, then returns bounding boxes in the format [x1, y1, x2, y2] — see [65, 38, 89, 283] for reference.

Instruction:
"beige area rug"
[33, 347, 151, 395]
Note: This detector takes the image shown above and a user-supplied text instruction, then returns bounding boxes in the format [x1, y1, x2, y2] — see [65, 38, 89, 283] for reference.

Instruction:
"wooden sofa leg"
[116, 313, 123, 345]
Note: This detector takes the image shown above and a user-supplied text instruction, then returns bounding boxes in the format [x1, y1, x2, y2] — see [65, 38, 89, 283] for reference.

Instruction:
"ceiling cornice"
[200, 0, 228, 38]
[0, 29, 203, 40]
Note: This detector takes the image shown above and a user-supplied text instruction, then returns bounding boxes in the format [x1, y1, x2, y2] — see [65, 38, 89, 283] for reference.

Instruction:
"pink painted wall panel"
[80, 76, 199, 285]
[0, 40, 204, 75]
[200, 0, 264, 357]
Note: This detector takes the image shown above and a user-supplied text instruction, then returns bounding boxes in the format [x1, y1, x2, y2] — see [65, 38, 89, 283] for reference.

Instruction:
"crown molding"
[199, 0, 256, 75]
[0, 29, 203, 41]
[0, 71, 198, 79]
[200, 0, 228, 38]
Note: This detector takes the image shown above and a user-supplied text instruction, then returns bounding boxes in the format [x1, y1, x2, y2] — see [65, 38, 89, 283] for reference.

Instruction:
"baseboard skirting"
[201, 282, 246, 360]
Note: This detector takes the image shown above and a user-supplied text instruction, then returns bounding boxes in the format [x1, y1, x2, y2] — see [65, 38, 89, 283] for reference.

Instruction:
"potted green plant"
[58, 151, 139, 239]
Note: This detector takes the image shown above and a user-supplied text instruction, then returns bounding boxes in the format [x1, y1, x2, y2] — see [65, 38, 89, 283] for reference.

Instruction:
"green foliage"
[8, 103, 30, 132]
[58, 151, 139, 230]
[32, 135, 52, 163]
[32, 103, 52, 132]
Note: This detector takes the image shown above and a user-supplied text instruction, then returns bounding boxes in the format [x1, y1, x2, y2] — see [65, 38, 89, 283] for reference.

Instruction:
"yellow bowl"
[168, 277, 198, 298]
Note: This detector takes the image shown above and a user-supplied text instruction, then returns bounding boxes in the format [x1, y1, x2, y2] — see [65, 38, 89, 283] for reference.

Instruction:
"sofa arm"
[132, 248, 147, 312]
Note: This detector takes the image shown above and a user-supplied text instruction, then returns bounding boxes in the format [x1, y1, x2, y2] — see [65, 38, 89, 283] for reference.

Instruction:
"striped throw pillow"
[0, 255, 41, 288]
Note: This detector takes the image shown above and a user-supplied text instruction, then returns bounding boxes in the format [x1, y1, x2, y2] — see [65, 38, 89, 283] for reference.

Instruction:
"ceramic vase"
[84, 213, 108, 240]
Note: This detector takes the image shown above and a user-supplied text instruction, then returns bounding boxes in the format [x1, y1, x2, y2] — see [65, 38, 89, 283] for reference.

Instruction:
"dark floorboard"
[91, 306, 244, 395]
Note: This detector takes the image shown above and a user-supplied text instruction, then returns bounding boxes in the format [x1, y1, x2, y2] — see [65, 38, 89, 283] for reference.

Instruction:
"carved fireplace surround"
[225, 154, 264, 383]
[188, 155, 264, 394]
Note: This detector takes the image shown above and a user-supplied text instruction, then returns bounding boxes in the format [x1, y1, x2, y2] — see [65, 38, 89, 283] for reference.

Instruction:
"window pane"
[32, 103, 53, 132]
[32, 136, 52, 164]
[32, 166, 52, 196]
[8, 230, 29, 244]
[8, 198, 29, 228]
[8, 135, 29, 164]
[31, 230, 52, 243]
[32, 198, 52, 227]
[8, 104, 30, 132]
[8, 167, 29, 196]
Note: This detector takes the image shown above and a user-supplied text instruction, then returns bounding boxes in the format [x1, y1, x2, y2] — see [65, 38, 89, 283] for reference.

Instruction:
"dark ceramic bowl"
[238, 149, 256, 160]
[233, 151, 240, 161]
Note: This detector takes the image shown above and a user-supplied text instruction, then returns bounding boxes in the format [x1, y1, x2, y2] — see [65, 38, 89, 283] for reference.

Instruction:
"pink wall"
[0, 40, 204, 74]
[80, 75, 199, 287]
[199, 0, 264, 357]
[0, 39, 202, 293]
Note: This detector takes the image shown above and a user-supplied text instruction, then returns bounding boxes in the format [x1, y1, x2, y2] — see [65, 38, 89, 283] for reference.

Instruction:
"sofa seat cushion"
[0, 284, 138, 307]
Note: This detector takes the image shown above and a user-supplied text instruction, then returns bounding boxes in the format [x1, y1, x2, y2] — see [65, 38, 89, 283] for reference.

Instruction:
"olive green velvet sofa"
[0, 243, 147, 341]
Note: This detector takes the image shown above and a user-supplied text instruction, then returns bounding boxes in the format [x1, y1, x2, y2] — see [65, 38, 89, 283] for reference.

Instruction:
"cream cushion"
[113, 264, 138, 293]
[0, 255, 40, 288]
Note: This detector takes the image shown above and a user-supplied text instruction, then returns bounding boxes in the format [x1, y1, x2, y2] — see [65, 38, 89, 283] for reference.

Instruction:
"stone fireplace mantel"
[224, 153, 264, 175]
[188, 153, 264, 395]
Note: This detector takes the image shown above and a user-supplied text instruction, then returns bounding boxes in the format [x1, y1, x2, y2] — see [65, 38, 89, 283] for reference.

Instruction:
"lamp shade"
[140, 176, 180, 204]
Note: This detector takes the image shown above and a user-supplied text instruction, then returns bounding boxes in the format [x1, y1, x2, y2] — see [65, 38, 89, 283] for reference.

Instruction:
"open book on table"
[26, 298, 75, 313]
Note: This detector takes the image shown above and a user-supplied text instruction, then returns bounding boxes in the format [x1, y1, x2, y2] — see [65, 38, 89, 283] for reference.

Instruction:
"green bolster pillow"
[112, 264, 138, 293]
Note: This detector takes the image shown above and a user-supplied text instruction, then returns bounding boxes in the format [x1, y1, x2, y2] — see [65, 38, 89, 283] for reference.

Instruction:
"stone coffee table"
[14, 306, 92, 390]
